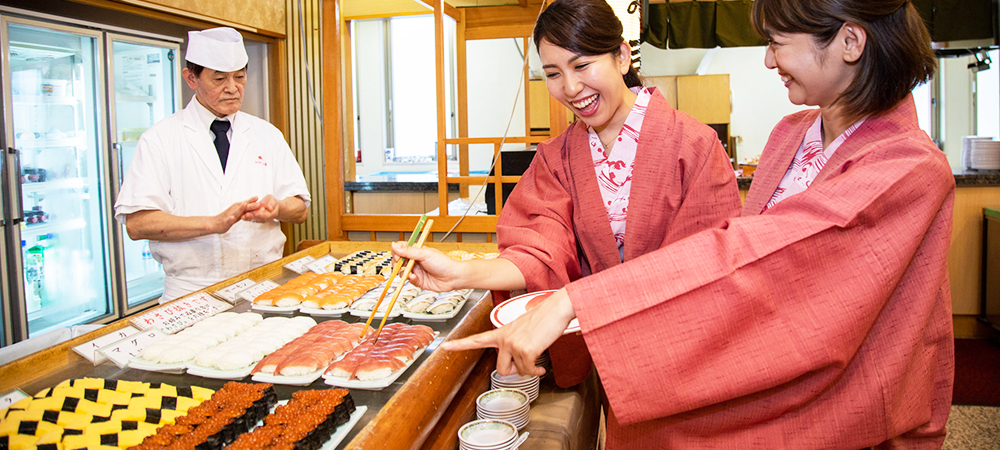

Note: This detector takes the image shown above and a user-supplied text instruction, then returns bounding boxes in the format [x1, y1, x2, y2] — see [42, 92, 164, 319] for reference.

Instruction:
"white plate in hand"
[491, 290, 580, 335]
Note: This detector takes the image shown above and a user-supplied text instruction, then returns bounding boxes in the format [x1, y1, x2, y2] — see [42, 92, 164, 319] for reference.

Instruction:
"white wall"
[466, 38, 528, 172]
[639, 43, 807, 162]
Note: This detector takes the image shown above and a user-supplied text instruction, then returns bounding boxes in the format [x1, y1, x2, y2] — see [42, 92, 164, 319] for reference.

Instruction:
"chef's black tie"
[210, 119, 231, 172]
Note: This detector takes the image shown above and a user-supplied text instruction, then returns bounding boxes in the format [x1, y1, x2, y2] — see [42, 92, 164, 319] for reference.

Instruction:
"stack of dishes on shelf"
[965, 136, 1000, 170]
[490, 370, 540, 403]
[457, 419, 529, 450]
[476, 389, 531, 430]
[535, 351, 551, 373]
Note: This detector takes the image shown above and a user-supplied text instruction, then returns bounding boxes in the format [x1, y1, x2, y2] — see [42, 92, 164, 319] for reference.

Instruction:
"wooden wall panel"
[112, 0, 285, 36]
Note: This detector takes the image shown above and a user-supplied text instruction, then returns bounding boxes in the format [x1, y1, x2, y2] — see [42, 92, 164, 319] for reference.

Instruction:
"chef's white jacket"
[115, 97, 311, 303]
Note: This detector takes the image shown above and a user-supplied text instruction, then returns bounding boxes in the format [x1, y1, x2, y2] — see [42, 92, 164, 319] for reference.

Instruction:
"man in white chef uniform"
[115, 27, 310, 303]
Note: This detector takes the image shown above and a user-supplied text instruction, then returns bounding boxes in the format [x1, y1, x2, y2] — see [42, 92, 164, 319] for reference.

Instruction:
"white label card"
[72, 325, 141, 364]
[237, 279, 281, 302]
[213, 278, 256, 303]
[283, 256, 316, 274]
[305, 255, 337, 274]
[99, 328, 167, 369]
[0, 389, 29, 410]
[129, 292, 233, 334]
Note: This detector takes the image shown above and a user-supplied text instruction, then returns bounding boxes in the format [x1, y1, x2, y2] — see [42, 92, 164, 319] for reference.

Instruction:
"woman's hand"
[391, 241, 467, 292]
[441, 288, 576, 377]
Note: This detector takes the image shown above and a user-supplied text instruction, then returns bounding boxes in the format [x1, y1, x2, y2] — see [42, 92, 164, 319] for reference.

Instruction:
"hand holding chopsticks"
[360, 215, 426, 337]
[371, 219, 433, 344]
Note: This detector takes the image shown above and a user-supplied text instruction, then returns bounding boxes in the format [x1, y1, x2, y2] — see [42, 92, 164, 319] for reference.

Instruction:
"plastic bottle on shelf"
[23, 239, 43, 313]
[142, 241, 155, 273]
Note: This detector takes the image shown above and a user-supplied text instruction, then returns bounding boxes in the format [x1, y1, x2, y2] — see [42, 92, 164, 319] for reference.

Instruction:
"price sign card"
[129, 293, 233, 334]
[72, 325, 141, 364]
[305, 255, 338, 274]
[283, 256, 315, 274]
[237, 279, 281, 303]
[212, 278, 256, 303]
[98, 328, 167, 369]
[0, 389, 29, 410]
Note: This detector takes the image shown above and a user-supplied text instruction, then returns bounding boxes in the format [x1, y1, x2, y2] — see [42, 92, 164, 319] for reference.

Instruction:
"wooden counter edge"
[343, 293, 495, 450]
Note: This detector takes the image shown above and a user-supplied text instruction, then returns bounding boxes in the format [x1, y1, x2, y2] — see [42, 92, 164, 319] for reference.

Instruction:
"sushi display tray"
[186, 364, 254, 380]
[348, 308, 402, 320]
[323, 347, 427, 390]
[402, 298, 468, 322]
[251, 368, 326, 386]
[126, 357, 188, 374]
[299, 306, 350, 317]
[249, 401, 368, 450]
[251, 303, 300, 314]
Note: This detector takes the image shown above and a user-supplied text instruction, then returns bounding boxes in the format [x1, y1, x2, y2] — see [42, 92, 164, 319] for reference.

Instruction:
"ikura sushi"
[227, 389, 354, 450]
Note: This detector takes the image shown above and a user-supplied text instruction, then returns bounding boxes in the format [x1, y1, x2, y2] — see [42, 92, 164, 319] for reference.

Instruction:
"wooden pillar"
[323, 0, 347, 240]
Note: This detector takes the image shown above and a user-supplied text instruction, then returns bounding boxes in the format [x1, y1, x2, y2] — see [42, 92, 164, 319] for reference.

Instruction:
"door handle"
[7, 147, 24, 225]
[113, 142, 123, 187]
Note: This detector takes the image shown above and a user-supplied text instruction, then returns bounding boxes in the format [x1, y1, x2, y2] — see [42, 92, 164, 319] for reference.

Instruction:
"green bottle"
[27, 237, 46, 308]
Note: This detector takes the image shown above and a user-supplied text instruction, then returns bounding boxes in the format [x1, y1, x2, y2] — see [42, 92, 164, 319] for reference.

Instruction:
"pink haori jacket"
[497, 88, 742, 388]
[569, 96, 955, 449]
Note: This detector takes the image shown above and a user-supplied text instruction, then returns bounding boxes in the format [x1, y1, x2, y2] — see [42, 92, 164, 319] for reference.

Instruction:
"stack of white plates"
[491, 371, 540, 403]
[476, 389, 531, 430]
[970, 139, 1000, 170]
[535, 351, 551, 372]
[457, 419, 529, 450]
[962, 136, 993, 169]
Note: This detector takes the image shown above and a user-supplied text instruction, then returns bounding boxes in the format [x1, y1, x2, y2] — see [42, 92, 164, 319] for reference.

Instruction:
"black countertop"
[344, 169, 1000, 193]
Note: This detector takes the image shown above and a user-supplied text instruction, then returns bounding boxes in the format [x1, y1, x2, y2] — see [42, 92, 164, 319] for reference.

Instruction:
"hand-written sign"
[237, 280, 281, 303]
[72, 326, 141, 364]
[98, 328, 167, 369]
[305, 255, 338, 274]
[283, 256, 316, 274]
[212, 278, 256, 303]
[129, 293, 232, 334]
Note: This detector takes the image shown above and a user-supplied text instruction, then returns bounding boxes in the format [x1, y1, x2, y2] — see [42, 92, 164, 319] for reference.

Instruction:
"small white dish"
[458, 419, 518, 449]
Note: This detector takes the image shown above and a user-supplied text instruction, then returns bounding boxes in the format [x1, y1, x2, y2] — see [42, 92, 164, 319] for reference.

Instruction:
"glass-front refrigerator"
[0, 17, 115, 338]
[107, 34, 180, 311]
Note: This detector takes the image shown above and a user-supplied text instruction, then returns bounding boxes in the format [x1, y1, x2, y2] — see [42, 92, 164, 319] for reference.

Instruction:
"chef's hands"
[390, 241, 466, 292]
[441, 288, 576, 377]
[242, 195, 280, 222]
[212, 197, 258, 233]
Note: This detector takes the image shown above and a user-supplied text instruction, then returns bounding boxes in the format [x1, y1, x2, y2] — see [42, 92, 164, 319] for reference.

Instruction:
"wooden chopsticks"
[361, 214, 427, 337]
[371, 219, 433, 344]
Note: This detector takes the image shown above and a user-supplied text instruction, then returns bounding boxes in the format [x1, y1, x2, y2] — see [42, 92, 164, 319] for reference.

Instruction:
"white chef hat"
[185, 27, 248, 72]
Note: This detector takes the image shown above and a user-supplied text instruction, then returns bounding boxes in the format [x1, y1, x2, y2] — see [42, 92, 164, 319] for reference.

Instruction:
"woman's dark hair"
[751, 0, 936, 120]
[533, 0, 642, 88]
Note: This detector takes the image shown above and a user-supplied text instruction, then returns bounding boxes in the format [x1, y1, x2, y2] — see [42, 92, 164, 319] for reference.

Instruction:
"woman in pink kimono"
[418, 0, 956, 448]
[392, 0, 741, 387]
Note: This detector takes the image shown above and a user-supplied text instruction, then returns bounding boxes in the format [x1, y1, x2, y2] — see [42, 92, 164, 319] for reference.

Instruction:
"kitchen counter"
[346, 170, 1000, 193]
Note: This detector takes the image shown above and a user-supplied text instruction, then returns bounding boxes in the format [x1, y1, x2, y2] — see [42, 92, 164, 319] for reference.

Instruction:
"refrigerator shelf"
[21, 177, 86, 193]
[13, 94, 80, 106]
[20, 218, 86, 238]
[15, 137, 83, 149]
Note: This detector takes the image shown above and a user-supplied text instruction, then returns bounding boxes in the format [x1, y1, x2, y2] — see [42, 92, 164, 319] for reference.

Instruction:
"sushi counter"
[0, 241, 600, 450]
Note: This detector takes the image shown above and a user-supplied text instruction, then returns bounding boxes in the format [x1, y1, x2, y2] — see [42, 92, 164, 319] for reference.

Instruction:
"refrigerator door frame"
[104, 32, 182, 315]
[0, 119, 11, 347]
[0, 15, 120, 341]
